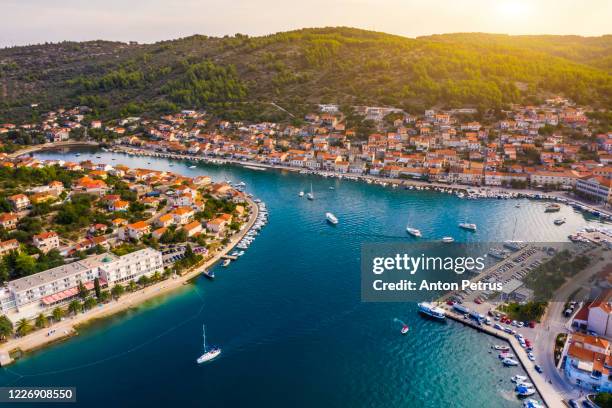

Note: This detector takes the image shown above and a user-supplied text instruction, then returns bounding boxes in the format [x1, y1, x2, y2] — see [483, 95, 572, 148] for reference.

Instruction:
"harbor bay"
[0, 148, 608, 407]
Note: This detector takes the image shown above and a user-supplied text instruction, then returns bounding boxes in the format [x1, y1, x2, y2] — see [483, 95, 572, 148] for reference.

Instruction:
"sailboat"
[196, 325, 221, 364]
[306, 183, 314, 200]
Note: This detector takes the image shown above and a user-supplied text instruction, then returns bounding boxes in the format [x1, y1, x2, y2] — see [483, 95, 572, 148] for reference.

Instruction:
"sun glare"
[496, 0, 531, 18]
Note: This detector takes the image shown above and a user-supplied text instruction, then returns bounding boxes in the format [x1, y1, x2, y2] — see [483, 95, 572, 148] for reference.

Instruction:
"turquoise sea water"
[0, 149, 608, 407]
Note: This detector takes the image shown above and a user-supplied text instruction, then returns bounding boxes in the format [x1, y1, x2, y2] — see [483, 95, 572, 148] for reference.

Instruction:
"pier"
[221, 254, 238, 260]
[443, 309, 565, 408]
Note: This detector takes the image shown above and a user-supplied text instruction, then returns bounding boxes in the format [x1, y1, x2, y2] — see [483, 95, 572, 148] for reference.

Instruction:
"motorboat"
[406, 227, 422, 237]
[401, 325, 409, 334]
[325, 212, 339, 225]
[502, 357, 519, 366]
[516, 384, 536, 397]
[458, 222, 477, 232]
[441, 237, 455, 243]
[511, 375, 528, 383]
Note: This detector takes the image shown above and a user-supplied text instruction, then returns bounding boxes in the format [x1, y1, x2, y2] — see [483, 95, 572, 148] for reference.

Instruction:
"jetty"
[443, 308, 564, 408]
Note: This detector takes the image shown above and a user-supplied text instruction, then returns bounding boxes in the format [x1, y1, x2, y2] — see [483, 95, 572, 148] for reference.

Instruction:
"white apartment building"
[2, 248, 163, 321]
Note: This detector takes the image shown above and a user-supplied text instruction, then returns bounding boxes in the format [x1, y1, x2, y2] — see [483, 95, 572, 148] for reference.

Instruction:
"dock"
[442, 307, 565, 408]
[0, 351, 12, 366]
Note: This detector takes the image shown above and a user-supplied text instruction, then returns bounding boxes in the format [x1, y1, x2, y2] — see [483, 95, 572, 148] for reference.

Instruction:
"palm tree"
[16, 318, 33, 337]
[52, 307, 64, 322]
[151, 271, 161, 282]
[68, 299, 82, 315]
[35, 313, 47, 329]
[127, 281, 138, 292]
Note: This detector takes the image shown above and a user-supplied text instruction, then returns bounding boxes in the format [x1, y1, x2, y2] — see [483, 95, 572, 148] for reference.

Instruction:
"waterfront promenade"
[0, 197, 259, 366]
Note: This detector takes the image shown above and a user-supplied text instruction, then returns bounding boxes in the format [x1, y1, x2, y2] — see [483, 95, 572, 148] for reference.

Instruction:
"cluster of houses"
[0, 154, 250, 322]
[567, 289, 612, 392]
[0, 155, 248, 258]
[101, 100, 612, 205]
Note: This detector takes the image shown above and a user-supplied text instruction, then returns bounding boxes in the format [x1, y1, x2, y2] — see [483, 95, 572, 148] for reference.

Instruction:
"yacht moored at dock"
[502, 357, 519, 366]
[417, 302, 446, 320]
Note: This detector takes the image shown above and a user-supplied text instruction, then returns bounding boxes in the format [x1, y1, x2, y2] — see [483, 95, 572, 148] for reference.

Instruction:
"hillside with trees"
[0, 27, 610, 122]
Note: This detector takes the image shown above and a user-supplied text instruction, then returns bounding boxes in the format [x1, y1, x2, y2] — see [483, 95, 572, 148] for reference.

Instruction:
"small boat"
[169, 164, 174, 167]
[203, 270, 215, 279]
[298, 191, 304, 197]
[523, 399, 543, 408]
[306, 183, 314, 200]
[515, 204, 521, 208]
[329, 186, 335, 190]
[545, 203, 561, 212]
[96, 155, 101, 158]
[516, 382, 534, 388]
[196, 325, 221, 364]
[458, 222, 477, 232]
[189, 165, 197, 169]
[502, 357, 519, 366]
[511, 375, 528, 383]
[223, 259, 231, 267]
[441, 237, 455, 243]
[406, 227, 422, 237]
[326, 212, 339, 225]
[494, 345, 510, 351]
[553, 217, 566, 225]
[401, 325, 409, 335]
[498, 352, 514, 359]
[75, 153, 80, 157]
[516, 384, 536, 397]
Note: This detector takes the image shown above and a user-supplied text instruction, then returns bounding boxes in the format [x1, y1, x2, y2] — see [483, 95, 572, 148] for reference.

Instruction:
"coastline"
[0, 196, 259, 366]
[107, 145, 612, 219]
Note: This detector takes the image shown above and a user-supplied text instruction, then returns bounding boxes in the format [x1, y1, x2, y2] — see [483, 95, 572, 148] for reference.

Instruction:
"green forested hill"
[0, 27, 610, 122]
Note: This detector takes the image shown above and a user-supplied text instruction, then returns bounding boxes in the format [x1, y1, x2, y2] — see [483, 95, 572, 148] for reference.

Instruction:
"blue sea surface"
[0, 149, 606, 407]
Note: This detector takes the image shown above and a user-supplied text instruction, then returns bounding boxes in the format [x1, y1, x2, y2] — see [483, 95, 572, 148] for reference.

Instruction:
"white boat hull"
[197, 348, 221, 364]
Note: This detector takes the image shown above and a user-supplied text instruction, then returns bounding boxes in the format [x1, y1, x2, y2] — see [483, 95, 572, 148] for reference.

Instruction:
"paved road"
[533, 246, 610, 401]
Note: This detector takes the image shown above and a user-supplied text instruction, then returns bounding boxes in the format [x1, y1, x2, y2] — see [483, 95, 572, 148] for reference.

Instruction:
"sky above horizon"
[1, 0, 610, 47]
